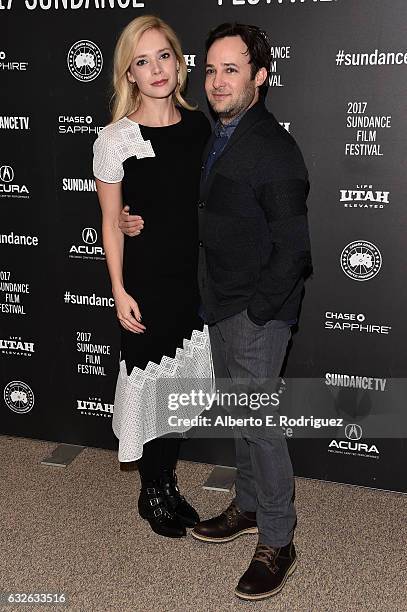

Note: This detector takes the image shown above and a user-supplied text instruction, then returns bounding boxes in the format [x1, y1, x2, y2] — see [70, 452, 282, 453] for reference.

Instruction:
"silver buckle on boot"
[153, 507, 163, 517]
[149, 497, 159, 506]
[146, 487, 156, 494]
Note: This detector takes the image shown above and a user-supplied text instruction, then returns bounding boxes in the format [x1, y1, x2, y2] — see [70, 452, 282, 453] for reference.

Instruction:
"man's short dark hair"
[205, 22, 271, 97]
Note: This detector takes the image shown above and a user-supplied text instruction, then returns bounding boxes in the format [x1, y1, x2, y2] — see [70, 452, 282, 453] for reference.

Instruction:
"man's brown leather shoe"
[235, 540, 297, 600]
[191, 500, 258, 542]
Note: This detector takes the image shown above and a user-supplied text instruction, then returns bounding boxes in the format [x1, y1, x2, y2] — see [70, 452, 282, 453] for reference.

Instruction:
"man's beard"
[214, 83, 256, 123]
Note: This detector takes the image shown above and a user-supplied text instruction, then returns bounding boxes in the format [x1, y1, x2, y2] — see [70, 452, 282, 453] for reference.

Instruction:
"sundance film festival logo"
[328, 424, 379, 459]
[340, 240, 382, 281]
[340, 185, 389, 210]
[0, 165, 29, 198]
[67, 40, 103, 82]
[4, 380, 34, 414]
[69, 227, 105, 260]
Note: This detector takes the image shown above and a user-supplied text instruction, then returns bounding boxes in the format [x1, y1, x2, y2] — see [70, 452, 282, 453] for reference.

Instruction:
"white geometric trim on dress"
[93, 117, 155, 183]
[112, 325, 214, 462]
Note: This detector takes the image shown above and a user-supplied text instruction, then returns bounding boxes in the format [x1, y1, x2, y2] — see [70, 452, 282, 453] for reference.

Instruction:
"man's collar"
[214, 99, 267, 137]
[215, 108, 246, 137]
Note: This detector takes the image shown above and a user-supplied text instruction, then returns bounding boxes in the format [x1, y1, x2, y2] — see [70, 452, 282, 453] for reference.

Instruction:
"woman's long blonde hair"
[111, 15, 195, 123]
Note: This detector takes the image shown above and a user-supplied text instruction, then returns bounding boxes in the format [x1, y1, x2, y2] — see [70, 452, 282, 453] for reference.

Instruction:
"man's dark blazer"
[197, 99, 312, 325]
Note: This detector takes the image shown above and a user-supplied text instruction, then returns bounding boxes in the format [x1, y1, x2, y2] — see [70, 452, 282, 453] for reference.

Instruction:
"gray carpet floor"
[1, 435, 406, 612]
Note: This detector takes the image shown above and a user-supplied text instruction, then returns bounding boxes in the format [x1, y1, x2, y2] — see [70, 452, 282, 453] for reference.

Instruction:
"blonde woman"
[93, 16, 213, 538]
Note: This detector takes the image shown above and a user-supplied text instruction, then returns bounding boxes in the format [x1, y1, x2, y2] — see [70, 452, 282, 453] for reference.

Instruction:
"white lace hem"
[112, 325, 214, 462]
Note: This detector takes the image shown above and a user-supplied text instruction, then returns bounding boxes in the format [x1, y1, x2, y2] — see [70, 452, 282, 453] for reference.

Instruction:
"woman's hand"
[113, 287, 146, 333]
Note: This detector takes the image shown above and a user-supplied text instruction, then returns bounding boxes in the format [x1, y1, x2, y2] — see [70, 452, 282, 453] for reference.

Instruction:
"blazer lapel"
[200, 101, 270, 198]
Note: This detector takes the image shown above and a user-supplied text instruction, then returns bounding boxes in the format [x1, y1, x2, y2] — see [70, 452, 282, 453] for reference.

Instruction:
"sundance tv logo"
[69, 227, 105, 260]
[67, 40, 103, 82]
[0, 116, 30, 130]
[0, 165, 29, 199]
[328, 424, 379, 459]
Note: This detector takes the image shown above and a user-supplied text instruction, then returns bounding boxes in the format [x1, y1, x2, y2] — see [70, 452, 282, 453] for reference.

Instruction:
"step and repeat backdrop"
[1, 0, 406, 492]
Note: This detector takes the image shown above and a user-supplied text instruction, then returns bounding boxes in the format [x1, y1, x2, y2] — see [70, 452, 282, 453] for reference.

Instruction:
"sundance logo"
[62, 178, 96, 192]
[217, 0, 337, 5]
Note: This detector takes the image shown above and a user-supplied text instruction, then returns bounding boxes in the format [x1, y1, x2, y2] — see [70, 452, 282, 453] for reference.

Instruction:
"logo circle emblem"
[4, 380, 34, 414]
[67, 40, 103, 82]
[340, 240, 382, 281]
[0, 165, 14, 183]
[345, 423, 362, 441]
[82, 227, 97, 244]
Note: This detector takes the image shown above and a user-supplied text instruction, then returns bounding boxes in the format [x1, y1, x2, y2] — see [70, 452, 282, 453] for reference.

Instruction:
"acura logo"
[345, 423, 362, 441]
[82, 227, 97, 244]
[0, 165, 14, 183]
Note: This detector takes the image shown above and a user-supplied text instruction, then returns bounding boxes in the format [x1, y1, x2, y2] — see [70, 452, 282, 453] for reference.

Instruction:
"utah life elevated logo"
[69, 227, 105, 261]
[67, 40, 103, 82]
[340, 184, 389, 210]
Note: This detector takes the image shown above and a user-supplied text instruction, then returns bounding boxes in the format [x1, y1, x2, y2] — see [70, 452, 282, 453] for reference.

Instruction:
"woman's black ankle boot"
[160, 469, 200, 528]
[138, 480, 186, 538]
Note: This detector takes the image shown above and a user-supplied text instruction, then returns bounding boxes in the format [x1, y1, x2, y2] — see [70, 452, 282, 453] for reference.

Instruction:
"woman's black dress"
[93, 108, 213, 466]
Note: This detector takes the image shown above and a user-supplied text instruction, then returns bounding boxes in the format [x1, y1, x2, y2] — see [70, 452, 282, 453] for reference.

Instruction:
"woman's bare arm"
[95, 179, 145, 333]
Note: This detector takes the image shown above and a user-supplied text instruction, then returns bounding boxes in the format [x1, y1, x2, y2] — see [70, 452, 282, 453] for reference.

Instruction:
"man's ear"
[255, 67, 268, 88]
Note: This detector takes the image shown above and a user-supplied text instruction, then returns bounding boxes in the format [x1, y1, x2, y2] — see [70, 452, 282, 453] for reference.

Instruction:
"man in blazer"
[191, 23, 312, 602]
[119, 22, 311, 602]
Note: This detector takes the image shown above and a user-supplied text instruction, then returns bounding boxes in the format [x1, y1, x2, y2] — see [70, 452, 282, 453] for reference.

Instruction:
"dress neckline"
[123, 111, 183, 129]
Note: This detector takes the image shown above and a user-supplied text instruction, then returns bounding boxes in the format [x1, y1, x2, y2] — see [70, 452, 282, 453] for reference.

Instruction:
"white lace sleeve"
[93, 129, 123, 183]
